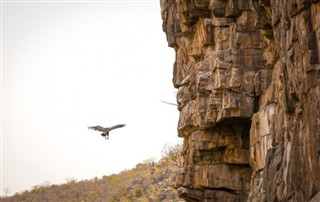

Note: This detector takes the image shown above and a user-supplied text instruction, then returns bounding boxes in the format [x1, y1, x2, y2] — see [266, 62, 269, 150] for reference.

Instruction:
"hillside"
[1, 144, 185, 202]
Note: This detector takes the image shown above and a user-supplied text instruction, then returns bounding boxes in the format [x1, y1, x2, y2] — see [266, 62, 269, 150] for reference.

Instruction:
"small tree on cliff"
[160, 142, 183, 173]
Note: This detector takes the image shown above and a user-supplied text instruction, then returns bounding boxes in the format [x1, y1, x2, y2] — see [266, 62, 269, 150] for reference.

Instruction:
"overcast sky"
[1, 0, 180, 195]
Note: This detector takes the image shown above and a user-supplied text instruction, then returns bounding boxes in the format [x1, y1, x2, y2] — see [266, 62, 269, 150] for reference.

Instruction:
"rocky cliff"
[160, 0, 320, 201]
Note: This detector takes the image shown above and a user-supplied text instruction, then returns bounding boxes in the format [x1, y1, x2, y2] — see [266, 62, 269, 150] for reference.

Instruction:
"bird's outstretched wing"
[109, 124, 126, 131]
[88, 125, 106, 132]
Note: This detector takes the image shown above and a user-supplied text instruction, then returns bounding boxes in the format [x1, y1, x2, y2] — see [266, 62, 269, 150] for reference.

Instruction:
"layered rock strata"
[160, 0, 320, 201]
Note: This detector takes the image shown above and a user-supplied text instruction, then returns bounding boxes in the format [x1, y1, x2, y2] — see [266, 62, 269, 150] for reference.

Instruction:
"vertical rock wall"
[160, 0, 320, 201]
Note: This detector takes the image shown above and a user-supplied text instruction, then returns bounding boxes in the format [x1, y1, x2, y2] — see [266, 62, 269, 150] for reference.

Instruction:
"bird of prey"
[88, 124, 125, 140]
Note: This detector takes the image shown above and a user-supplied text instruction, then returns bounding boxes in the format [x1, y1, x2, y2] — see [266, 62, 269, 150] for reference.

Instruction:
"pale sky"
[0, 0, 180, 196]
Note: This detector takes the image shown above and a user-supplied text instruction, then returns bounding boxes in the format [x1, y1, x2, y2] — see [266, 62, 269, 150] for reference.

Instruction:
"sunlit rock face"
[160, 0, 320, 201]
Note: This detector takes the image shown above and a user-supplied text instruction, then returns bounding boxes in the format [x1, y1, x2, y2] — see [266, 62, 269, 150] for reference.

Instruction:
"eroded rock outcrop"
[160, 0, 320, 201]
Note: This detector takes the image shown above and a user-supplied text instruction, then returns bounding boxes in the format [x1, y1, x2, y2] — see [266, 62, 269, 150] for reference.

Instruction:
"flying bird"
[88, 124, 126, 140]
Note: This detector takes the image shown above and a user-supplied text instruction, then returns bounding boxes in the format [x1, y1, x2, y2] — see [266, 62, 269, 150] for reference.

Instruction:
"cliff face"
[160, 0, 320, 201]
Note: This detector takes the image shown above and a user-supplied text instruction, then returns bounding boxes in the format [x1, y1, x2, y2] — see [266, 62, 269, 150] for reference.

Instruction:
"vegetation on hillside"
[1, 143, 184, 202]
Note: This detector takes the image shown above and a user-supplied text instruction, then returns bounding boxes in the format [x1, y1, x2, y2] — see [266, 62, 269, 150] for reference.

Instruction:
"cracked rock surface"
[160, 0, 320, 201]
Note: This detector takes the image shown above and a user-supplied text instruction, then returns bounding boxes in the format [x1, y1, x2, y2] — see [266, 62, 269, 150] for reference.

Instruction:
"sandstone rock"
[311, 192, 320, 202]
[161, 0, 320, 201]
